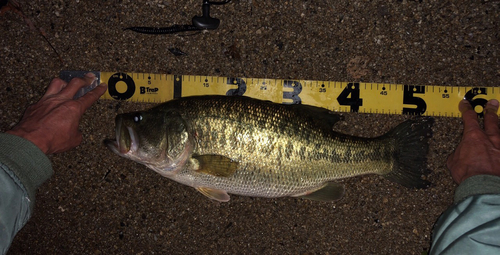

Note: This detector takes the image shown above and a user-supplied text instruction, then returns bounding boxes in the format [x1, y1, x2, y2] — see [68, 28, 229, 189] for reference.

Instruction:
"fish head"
[105, 108, 193, 175]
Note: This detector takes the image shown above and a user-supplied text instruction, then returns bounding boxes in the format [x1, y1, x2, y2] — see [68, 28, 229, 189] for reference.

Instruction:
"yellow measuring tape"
[60, 71, 500, 117]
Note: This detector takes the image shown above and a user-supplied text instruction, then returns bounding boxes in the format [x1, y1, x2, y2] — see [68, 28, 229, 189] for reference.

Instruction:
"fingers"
[42, 78, 67, 98]
[460, 99, 500, 147]
[459, 99, 480, 134]
[76, 82, 108, 113]
[483, 99, 500, 145]
[43, 72, 106, 115]
[59, 72, 97, 99]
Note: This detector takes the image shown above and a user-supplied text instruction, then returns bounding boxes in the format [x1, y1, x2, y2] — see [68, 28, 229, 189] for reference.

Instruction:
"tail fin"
[382, 118, 434, 189]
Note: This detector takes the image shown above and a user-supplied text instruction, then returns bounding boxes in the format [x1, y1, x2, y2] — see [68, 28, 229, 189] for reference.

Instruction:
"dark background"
[1, 1, 499, 254]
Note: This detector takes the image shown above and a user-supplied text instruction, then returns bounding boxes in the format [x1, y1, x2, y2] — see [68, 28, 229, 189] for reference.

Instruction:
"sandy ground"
[1, 0, 499, 254]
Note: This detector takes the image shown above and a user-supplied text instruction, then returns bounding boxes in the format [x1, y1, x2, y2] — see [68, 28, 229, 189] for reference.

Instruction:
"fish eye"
[133, 113, 143, 123]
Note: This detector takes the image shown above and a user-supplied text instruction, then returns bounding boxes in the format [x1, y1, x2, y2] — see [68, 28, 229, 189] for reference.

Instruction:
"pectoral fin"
[296, 182, 345, 202]
[192, 154, 238, 177]
[196, 187, 230, 202]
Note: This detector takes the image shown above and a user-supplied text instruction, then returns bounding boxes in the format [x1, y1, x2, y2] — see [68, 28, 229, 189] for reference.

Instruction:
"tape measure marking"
[59, 71, 500, 117]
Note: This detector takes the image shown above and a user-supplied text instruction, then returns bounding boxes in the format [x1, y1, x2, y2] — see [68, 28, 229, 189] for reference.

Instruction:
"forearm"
[0, 164, 33, 254]
[0, 133, 53, 204]
[430, 175, 500, 254]
[0, 133, 53, 254]
[453, 175, 500, 203]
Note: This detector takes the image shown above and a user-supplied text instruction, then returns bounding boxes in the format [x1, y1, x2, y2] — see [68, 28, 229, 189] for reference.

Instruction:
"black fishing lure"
[125, 0, 231, 35]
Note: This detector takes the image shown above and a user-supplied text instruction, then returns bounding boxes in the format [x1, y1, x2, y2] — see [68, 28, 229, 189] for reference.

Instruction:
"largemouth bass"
[105, 95, 433, 202]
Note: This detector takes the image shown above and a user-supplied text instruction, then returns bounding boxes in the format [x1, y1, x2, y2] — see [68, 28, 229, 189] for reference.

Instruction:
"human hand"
[6, 73, 107, 154]
[446, 99, 500, 184]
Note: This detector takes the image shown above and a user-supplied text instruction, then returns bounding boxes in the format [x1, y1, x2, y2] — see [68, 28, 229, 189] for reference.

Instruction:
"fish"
[105, 95, 433, 202]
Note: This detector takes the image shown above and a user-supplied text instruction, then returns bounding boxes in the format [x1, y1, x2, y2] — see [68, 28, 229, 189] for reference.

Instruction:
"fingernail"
[85, 72, 96, 78]
[488, 99, 499, 107]
[99, 82, 107, 87]
[484, 99, 499, 114]
[459, 99, 472, 113]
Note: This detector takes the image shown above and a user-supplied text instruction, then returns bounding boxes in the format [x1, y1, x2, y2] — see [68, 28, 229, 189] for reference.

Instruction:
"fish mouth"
[105, 117, 139, 155]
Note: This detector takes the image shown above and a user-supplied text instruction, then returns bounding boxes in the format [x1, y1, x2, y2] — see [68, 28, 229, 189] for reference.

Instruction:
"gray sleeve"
[0, 164, 32, 255]
[453, 175, 500, 203]
[0, 133, 53, 255]
[0, 133, 53, 206]
[430, 175, 500, 255]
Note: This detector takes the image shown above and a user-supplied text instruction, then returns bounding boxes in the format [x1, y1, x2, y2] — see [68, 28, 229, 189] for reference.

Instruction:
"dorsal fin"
[290, 104, 344, 130]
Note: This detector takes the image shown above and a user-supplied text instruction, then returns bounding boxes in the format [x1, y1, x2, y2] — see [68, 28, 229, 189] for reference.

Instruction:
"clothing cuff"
[0, 133, 53, 203]
[454, 175, 500, 203]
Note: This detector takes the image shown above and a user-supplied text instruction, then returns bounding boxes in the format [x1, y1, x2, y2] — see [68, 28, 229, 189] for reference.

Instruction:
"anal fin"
[296, 182, 345, 202]
[196, 187, 230, 202]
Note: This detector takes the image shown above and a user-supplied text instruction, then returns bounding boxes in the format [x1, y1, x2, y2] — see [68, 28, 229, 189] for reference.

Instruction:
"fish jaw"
[104, 117, 140, 159]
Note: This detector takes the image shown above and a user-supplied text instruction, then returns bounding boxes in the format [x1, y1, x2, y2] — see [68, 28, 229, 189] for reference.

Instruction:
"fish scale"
[106, 95, 433, 202]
